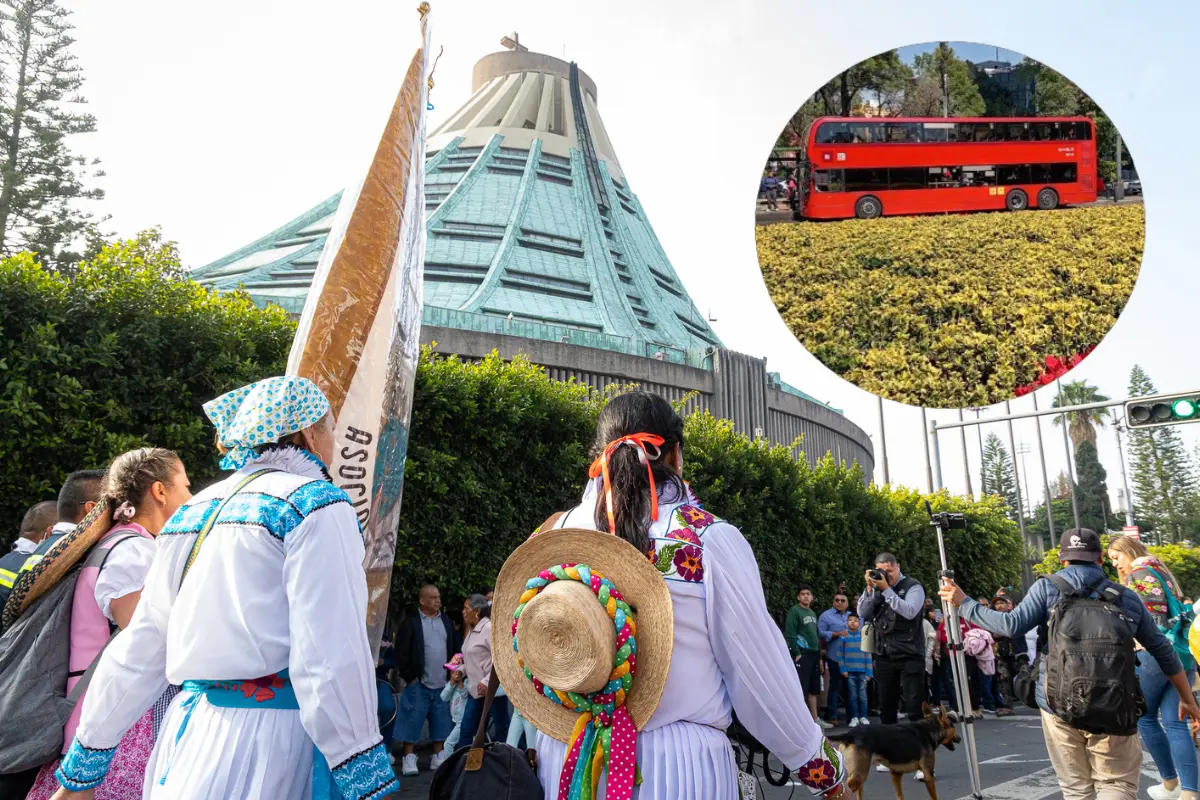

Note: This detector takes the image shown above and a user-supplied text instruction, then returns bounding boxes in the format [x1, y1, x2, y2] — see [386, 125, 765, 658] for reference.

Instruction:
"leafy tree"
[981, 432, 1020, 518]
[1028, 496, 1075, 553]
[1074, 441, 1113, 533]
[1128, 365, 1198, 543]
[906, 43, 985, 117]
[1052, 379, 1112, 451]
[0, 0, 103, 270]
[0, 230, 295, 547]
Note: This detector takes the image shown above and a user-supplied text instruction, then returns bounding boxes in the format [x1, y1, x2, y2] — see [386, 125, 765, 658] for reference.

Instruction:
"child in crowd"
[841, 613, 873, 727]
[506, 708, 538, 751]
[441, 654, 469, 752]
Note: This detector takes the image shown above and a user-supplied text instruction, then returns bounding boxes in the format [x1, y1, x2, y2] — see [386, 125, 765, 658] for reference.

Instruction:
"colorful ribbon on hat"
[513, 563, 640, 800]
[587, 433, 666, 540]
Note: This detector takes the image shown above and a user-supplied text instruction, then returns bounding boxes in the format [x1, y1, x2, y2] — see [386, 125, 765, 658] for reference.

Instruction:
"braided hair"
[3, 448, 181, 628]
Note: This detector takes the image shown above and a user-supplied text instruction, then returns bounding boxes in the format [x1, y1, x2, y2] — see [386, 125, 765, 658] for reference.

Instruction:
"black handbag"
[1014, 656, 1039, 709]
[428, 666, 541, 800]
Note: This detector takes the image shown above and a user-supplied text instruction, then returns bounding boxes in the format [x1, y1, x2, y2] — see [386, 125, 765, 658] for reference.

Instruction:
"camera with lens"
[868, 569, 884, 582]
[928, 511, 967, 531]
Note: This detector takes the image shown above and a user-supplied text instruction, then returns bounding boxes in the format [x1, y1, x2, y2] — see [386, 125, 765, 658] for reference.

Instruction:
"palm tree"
[1052, 380, 1112, 451]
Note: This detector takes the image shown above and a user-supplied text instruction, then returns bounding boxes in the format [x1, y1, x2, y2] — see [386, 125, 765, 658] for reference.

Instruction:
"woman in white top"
[12, 448, 192, 800]
[534, 391, 848, 799]
[49, 376, 398, 800]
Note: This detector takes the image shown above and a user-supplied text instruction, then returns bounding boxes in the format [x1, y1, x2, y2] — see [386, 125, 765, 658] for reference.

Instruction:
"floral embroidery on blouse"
[650, 505, 720, 584]
[1126, 557, 1183, 629]
[795, 738, 845, 794]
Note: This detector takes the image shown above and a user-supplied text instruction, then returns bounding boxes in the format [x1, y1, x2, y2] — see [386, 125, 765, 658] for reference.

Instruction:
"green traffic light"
[1174, 398, 1198, 419]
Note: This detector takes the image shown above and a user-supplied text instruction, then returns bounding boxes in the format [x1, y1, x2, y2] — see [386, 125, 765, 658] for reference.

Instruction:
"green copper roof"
[192, 134, 723, 360]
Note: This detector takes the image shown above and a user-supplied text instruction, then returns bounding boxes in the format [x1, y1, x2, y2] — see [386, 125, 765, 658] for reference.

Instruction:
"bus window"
[927, 167, 961, 188]
[923, 123, 954, 142]
[1005, 123, 1029, 141]
[960, 165, 996, 186]
[813, 170, 845, 192]
[888, 168, 926, 189]
[1050, 163, 1077, 183]
[885, 123, 922, 143]
[1030, 164, 1053, 183]
[847, 123, 883, 143]
[1032, 123, 1055, 141]
[998, 165, 1032, 185]
[884, 124, 908, 143]
[816, 122, 851, 144]
[844, 168, 888, 192]
[1073, 122, 1093, 140]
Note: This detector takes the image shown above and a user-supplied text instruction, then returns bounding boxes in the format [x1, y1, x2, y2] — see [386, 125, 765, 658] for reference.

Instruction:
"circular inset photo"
[756, 42, 1145, 409]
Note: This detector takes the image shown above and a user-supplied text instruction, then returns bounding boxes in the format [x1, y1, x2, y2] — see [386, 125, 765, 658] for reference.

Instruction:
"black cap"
[1059, 528, 1102, 561]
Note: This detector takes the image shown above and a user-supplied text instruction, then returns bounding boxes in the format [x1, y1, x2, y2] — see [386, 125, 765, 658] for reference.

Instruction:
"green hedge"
[396, 349, 1025, 619]
[0, 231, 295, 546]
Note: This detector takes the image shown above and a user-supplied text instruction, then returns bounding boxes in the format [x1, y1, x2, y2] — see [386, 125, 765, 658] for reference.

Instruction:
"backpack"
[0, 530, 135, 774]
[1043, 574, 1144, 736]
[1141, 565, 1195, 670]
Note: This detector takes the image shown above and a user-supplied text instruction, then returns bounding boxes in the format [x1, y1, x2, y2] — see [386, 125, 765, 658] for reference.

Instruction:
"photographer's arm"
[882, 582, 925, 620]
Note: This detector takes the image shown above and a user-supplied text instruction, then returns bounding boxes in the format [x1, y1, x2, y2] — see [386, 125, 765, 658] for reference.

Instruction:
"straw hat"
[491, 527, 674, 743]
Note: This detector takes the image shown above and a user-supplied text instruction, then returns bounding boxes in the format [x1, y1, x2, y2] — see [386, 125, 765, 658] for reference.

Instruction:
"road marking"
[954, 766, 1062, 800]
[979, 754, 1051, 765]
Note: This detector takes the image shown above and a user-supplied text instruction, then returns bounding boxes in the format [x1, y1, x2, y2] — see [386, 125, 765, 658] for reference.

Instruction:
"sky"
[60, 0, 1200, 525]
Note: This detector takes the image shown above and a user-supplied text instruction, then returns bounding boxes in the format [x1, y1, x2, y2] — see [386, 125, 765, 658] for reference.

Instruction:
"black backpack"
[1043, 574, 1145, 735]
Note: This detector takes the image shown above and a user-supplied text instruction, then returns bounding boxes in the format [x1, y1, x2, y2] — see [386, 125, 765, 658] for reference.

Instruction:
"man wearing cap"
[940, 529, 1200, 799]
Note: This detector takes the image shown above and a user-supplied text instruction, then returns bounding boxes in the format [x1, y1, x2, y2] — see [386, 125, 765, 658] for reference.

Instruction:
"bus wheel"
[855, 196, 882, 219]
[1006, 189, 1029, 211]
[1037, 188, 1059, 210]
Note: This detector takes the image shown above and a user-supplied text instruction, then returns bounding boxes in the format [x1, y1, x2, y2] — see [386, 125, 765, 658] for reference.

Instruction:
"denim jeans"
[845, 674, 868, 720]
[1138, 653, 1198, 792]
[825, 657, 843, 722]
[377, 680, 397, 753]
[456, 693, 511, 751]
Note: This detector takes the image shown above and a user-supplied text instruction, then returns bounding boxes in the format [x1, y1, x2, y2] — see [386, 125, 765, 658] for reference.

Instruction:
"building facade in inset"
[193, 46, 874, 476]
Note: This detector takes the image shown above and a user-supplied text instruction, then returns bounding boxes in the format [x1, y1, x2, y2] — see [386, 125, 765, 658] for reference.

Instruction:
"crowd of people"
[2, 374, 1200, 800]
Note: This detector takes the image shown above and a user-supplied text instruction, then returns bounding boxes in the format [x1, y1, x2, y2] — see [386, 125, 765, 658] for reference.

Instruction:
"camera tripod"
[927, 501, 984, 800]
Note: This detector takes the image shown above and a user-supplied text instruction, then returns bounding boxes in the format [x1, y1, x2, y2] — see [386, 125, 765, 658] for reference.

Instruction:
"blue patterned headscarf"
[203, 376, 331, 470]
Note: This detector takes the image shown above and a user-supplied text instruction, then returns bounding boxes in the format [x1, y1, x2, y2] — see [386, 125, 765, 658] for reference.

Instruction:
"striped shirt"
[840, 632, 873, 677]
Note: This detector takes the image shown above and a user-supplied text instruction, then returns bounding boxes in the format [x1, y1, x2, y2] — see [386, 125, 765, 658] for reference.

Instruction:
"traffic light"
[1124, 391, 1200, 430]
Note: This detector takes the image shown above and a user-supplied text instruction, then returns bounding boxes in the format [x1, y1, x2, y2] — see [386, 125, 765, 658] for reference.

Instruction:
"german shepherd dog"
[826, 704, 962, 800]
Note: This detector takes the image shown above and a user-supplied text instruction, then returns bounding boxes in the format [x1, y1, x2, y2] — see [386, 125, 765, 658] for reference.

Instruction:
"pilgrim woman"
[493, 391, 849, 799]
[49, 376, 398, 800]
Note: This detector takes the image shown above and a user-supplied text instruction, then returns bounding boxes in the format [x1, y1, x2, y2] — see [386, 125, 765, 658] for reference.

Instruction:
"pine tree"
[980, 432, 1021, 518]
[1073, 441, 1113, 533]
[0, 0, 103, 269]
[1127, 365, 1198, 543]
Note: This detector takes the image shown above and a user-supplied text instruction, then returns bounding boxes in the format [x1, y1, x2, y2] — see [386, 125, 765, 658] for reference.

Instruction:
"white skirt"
[536, 720, 739, 799]
[145, 693, 316, 799]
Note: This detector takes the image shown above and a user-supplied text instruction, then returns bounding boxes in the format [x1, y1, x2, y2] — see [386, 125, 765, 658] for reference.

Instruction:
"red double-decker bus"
[794, 116, 1098, 220]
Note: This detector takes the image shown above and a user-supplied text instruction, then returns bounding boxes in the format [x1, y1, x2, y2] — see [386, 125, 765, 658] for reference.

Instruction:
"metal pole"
[878, 395, 890, 486]
[1115, 135, 1125, 202]
[931, 418, 945, 491]
[928, 504, 984, 800]
[974, 409, 985, 476]
[1057, 380, 1082, 531]
[922, 408, 934, 494]
[1116, 424, 1135, 527]
[1032, 393, 1056, 546]
[1017, 443, 1033, 519]
[959, 408, 974, 499]
[1005, 401, 1034, 588]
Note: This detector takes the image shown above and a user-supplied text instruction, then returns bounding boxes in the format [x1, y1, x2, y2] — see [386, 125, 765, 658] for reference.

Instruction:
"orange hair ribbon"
[587, 433, 667, 535]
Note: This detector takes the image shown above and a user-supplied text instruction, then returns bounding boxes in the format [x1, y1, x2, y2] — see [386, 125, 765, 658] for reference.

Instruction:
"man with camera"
[858, 553, 927, 728]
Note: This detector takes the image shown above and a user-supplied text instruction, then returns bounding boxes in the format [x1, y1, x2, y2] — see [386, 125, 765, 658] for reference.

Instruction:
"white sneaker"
[876, 764, 890, 773]
[1148, 784, 1183, 800]
[429, 750, 447, 771]
[401, 753, 418, 777]
[849, 718, 859, 727]
[817, 718, 832, 729]
[859, 717, 870, 726]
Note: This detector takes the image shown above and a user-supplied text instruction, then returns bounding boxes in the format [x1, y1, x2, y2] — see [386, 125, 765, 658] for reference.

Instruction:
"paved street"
[396, 707, 1170, 798]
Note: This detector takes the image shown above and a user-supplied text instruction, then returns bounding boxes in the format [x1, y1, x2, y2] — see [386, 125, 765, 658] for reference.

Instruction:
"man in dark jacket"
[859, 552, 927, 726]
[395, 585, 460, 777]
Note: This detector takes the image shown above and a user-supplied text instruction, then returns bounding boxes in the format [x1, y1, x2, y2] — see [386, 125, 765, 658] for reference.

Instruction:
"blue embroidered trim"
[160, 498, 220, 536]
[212, 493, 304, 540]
[330, 741, 400, 800]
[288, 480, 353, 518]
[57, 740, 117, 791]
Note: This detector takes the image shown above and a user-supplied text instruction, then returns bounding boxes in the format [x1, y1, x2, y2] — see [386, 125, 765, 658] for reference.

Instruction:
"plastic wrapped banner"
[287, 4, 432, 653]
